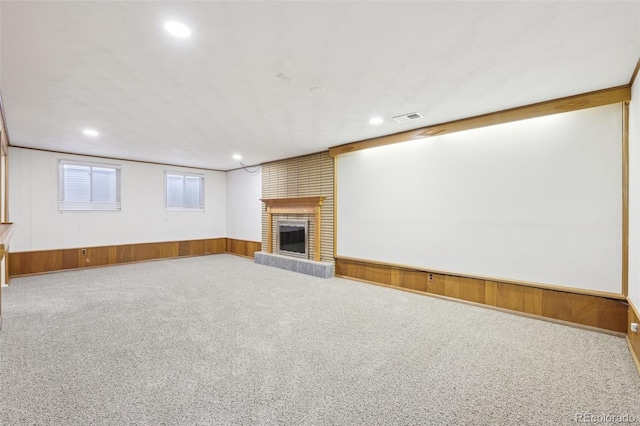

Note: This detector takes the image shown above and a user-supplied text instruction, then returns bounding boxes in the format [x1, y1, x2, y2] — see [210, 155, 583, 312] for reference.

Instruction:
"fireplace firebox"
[277, 219, 308, 259]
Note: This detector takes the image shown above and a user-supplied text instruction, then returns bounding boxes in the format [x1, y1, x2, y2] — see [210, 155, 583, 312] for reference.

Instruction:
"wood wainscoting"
[8, 238, 262, 278]
[225, 238, 262, 259]
[335, 257, 627, 333]
[628, 300, 640, 373]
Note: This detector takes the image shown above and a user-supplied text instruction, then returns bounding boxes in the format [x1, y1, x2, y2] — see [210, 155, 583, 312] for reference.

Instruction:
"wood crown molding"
[329, 85, 631, 156]
[335, 255, 626, 301]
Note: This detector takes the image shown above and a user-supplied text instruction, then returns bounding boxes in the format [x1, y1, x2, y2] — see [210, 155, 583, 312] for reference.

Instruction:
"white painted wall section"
[9, 147, 226, 252]
[337, 104, 622, 294]
[226, 167, 262, 242]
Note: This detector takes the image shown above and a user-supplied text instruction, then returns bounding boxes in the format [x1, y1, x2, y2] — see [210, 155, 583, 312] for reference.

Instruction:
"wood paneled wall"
[9, 238, 227, 277]
[628, 301, 640, 373]
[261, 151, 334, 262]
[7, 238, 261, 277]
[226, 238, 261, 259]
[336, 257, 627, 333]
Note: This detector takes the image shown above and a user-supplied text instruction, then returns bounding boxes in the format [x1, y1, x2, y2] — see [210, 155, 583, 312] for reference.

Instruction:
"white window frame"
[164, 171, 205, 211]
[58, 159, 121, 212]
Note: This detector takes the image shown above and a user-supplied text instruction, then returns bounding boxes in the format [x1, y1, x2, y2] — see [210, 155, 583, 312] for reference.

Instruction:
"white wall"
[9, 147, 227, 251]
[337, 104, 622, 294]
[629, 80, 640, 309]
[226, 167, 262, 242]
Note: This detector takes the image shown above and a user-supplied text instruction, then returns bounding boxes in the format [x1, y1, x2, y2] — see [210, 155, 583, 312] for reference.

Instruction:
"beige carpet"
[1, 254, 639, 425]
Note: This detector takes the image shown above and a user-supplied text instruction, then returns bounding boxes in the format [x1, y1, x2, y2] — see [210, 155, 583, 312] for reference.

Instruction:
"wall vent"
[393, 112, 423, 123]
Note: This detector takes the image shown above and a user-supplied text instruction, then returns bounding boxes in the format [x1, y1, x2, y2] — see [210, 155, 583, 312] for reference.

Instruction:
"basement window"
[165, 172, 204, 210]
[58, 160, 121, 211]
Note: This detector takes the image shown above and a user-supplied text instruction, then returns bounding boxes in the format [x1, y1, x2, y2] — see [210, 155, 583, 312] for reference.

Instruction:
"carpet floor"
[1, 254, 639, 425]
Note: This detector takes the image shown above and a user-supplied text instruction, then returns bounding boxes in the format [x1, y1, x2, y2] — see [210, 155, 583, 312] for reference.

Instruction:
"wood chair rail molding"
[261, 197, 325, 261]
[329, 85, 631, 156]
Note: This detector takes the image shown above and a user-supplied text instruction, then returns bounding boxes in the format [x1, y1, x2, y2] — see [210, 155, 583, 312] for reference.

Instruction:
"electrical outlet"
[428, 274, 434, 282]
[81, 249, 86, 256]
[632, 323, 638, 333]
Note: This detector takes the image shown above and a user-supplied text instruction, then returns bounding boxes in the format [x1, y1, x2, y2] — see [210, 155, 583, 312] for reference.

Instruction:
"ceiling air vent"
[393, 112, 423, 123]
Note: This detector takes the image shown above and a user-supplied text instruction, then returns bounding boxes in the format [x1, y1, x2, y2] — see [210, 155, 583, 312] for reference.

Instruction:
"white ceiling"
[1, 1, 639, 170]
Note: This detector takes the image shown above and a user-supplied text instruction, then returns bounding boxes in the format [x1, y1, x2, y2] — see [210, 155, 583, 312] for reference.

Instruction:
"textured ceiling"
[1, 1, 639, 170]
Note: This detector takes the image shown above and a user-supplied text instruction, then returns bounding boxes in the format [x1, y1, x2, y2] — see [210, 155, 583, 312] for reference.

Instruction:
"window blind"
[165, 172, 204, 209]
[59, 160, 121, 211]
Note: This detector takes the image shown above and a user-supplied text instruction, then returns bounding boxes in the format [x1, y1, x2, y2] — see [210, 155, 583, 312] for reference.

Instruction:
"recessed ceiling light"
[82, 129, 99, 137]
[232, 154, 242, 161]
[164, 21, 191, 38]
[369, 117, 383, 125]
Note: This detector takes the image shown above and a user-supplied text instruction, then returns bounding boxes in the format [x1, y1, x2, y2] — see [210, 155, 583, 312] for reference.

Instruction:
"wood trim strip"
[630, 57, 640, 87]
[335, 257, 628, 333]
[315, 206, 321, 261]
[267, 207, 273, 253]
[8, 238, 228, 277]
[3, 154, 8, 223]
[335, 255, 626, 300]
[329, 85, 631, 156]
[623, 102, 630, 296]
[333, 155, 338, 258]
